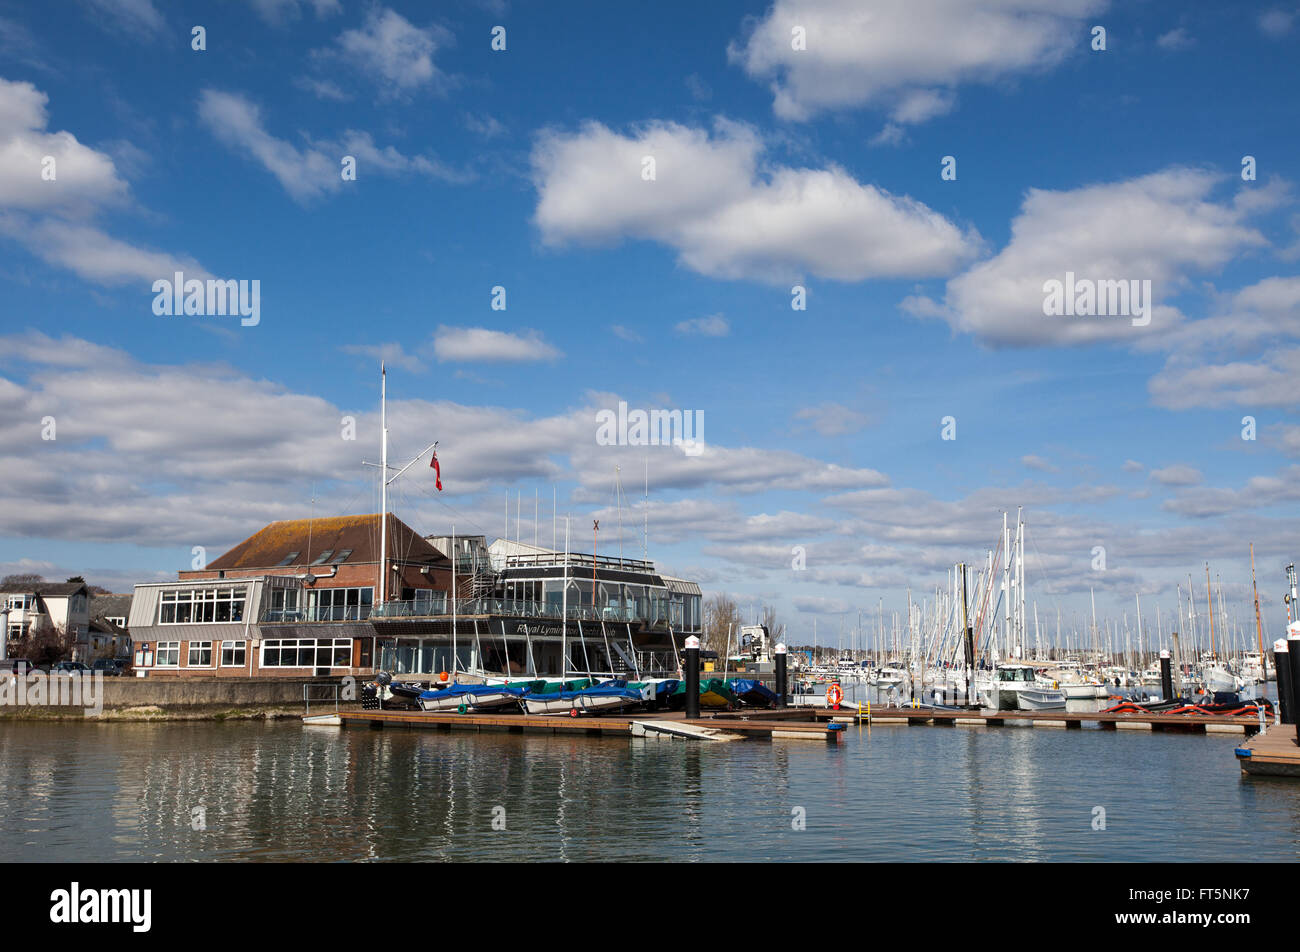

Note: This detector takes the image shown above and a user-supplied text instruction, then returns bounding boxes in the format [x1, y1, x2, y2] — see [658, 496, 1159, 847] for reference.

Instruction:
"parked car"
[0, 658, 40, 675]
[92, 657, 130, 677]
[53, 661, 91, 674]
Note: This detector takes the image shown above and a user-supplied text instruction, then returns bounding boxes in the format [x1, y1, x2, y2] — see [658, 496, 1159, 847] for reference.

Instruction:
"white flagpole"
[379, 364, 388, 605]
[451, 522, 457, 680]
[561, 516, 569, 679]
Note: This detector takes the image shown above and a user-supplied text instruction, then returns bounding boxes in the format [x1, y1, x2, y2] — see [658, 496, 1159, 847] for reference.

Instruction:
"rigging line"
[402, 472, 494, 540]
[1027, 530, 1069, 640]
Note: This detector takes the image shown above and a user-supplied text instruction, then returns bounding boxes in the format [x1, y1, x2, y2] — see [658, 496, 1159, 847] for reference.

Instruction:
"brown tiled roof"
[206, 514, 446, 571]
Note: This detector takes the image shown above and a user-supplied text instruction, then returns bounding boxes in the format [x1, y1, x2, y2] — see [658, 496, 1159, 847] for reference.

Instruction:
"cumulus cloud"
[0, 76, 209, 285]
[1150, 464, 1202, 486]
[433, 326, 562, 363]
[729, 0, 1104, 123]
[904, 168, 1267, 348]
[533, 118, 979, 283]
[331, 7, 451, 96]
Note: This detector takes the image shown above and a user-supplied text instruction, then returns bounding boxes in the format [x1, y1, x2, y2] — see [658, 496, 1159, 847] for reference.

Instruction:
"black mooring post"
[1275, 639, 1293, 725]
[774, 642, 788, 708]
[964, 626, 976, 709]
[1159, 649, 1173, 702]
[1289, 632, 1300, 743]
[684, 635, 700, 720]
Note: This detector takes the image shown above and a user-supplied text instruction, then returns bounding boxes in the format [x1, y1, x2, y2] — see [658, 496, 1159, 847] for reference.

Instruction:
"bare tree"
[762, 605, 786, 644]
[702, 593, 741, 656]
[1, 573, 44, 588]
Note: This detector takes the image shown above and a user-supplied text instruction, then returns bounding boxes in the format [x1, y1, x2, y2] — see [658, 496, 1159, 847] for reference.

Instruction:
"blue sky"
[2, 0, 1299, 648]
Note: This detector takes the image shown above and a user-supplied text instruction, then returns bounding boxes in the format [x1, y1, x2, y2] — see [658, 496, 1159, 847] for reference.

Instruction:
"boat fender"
[568, 708, 579, 717]
[457, 703, 468, 714]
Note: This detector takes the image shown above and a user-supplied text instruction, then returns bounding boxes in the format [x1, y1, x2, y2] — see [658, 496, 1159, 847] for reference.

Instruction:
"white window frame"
[156, 641, 180, 667]
[260, 637, 353, 669]
[187, 640, 213, 668]
[220, 640, 247, 667]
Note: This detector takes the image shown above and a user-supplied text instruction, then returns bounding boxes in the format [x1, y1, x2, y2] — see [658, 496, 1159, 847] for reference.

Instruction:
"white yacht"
[980, 663, 1066, 711]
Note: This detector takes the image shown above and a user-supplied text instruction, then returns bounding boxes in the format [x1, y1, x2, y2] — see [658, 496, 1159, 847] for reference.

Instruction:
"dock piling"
[1276, 639, 1293, 725]
[1159, 649, 1173, 702]
[774, 642, 788, 709]
[684, 635, 700, 720]
[1289, 626, 1300, 743]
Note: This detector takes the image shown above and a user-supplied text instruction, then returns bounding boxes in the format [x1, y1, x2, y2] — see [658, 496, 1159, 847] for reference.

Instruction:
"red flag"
[430, 451, 442, 491]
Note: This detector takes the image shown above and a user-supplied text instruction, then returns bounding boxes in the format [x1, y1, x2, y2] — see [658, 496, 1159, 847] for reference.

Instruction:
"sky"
[1, 0, 1299, 649]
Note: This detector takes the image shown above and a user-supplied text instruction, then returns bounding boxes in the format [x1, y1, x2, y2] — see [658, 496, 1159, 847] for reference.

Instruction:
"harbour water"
[1, 719, 1297, 862]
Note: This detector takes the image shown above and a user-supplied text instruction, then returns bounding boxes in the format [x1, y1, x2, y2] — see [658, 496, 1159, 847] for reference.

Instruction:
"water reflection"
[0, 720, 1298, 862]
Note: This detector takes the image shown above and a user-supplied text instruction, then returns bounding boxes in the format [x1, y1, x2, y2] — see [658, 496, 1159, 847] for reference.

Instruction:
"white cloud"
[1021, 454, 1057, 473]
[248, 0, 341, 25]
[1150, 464, 1202, 486]
[794, 402, 871, 437]
[332, 7, 450, 96]
[1122, 459, 1145, 473]
[729, 0, 1105, 122]
[1156, 27, 1195, 50]
[0, 77, 209, 286]
[433, 326, 562, 363]
[80, 0, 165, 36]
[610, 325, 643, 343]
[0, 78, 127, 214]
[532, 118, 979, 283]
[0, 217, 208, 285]
[294, 76, 352, 102]
[197, 89, 468, 203]
[675, 314, 730, 336]
[340, 342, 425, 373]
[909, 168, 1267, 347]
[1258, 8, 1296, 36]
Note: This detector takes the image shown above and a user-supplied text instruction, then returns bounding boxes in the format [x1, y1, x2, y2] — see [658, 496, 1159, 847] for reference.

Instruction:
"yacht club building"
[128, 514, 454, 677]
[371, 538, 703, 679]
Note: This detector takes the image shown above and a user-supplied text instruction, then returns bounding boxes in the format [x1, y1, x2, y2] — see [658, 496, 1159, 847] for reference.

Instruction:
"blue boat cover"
[729, 679, 778, 705]
[419, 682, 532, 701]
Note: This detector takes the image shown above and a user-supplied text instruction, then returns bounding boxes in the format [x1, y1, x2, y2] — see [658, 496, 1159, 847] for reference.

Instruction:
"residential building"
[1, 581, 90, 657]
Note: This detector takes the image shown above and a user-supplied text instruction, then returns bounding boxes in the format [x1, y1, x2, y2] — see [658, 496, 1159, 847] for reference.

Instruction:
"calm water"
[1, 719, 1297, 862]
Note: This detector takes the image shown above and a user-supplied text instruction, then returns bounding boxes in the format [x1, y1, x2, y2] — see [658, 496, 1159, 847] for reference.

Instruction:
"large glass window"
[156, 642, 180, 666]
[260, 638, 353, 668]
[188, 641, 213, 666]
[159, 588, 247, 624]
[306, 587, 373, 621]
[265, 588, 300, 621]
[221, 640, 247, 667]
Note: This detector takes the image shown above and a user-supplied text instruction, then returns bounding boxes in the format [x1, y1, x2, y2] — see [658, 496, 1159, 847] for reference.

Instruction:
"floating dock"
[312, 708, 844, 742]
[1235, 729, 1300, 777]
[806, 705, 1267, 734]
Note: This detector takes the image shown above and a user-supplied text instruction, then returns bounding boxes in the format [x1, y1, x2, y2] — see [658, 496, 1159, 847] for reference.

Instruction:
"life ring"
[826, 684, 843, 707]
[568, 708, 579, 718]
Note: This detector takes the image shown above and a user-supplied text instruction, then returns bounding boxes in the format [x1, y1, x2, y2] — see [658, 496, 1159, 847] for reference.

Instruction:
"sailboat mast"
[1205, 563, 1216, 660]
[379, 363, 388, 606]
[1251, 543, 1266, 676]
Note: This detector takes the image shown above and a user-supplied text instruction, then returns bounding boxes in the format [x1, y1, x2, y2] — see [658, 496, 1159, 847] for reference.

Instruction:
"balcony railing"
[369, 596, 678, 626]
[500, 552, 656, 573]
[260, 605, 373, 624]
